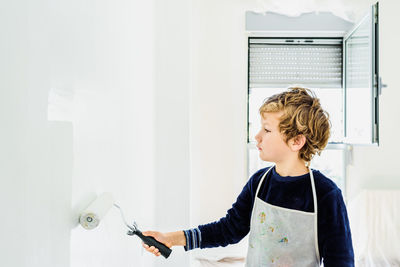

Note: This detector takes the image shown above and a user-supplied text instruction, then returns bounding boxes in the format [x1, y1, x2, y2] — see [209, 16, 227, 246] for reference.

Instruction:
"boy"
[142, 87, 354, 266]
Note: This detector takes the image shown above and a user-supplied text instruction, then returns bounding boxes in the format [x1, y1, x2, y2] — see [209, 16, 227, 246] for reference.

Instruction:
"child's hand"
[142, 231, 173, 257]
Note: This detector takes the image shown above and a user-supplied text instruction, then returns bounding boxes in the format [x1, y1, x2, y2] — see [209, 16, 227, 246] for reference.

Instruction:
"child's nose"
[255, 130, 261, 143]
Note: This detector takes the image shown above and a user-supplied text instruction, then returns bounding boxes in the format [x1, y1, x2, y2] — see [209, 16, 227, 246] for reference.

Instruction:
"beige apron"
[245, 166, 320, 267]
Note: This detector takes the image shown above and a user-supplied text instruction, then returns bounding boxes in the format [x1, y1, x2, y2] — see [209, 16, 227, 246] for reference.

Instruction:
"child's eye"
[264, 129, 271, 133]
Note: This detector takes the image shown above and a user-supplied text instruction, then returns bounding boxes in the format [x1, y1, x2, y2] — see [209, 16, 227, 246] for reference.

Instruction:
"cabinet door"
[343, 2, 379, 145]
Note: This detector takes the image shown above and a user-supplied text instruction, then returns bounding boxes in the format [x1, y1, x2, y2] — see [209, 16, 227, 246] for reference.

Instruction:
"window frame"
[343, 2, 380, 146]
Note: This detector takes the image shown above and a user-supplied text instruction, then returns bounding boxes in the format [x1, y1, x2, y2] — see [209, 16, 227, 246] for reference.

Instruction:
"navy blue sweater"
[184, 166, 354, 266]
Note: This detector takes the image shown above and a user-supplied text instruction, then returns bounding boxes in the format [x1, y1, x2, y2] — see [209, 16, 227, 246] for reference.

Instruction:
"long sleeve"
[318, 188, 355, 266]
[183, 228, 201, 251]
[197, 177, 254, 248]
[182, 168, 267, 250]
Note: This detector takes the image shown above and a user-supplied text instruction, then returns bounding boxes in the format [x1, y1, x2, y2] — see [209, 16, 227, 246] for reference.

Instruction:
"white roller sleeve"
[80, 192, 115, 230]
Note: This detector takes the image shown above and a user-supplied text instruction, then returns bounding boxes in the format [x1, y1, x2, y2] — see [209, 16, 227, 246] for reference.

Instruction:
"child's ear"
[290, 134, 306, 152]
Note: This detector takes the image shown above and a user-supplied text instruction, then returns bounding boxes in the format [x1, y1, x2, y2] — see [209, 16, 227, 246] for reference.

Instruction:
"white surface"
[191, 237, 249, 262]
[348, 190, 400, 266]
[0, 0, 189, 266]
[193, 258, 246, 267]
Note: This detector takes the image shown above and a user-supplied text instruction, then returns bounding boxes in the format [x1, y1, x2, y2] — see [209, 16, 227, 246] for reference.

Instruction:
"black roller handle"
[131, 230, 172, 258]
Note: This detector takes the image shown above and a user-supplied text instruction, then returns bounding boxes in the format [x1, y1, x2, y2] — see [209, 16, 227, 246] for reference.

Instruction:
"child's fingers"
[147, 246, 157, 254]
[149, 247, 160, 256]
[142, 243, 155, 254]
[142, 241, 161, 257]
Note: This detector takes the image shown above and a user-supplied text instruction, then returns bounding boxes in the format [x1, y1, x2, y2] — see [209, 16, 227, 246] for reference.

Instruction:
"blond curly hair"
[259, 87, 331, 163]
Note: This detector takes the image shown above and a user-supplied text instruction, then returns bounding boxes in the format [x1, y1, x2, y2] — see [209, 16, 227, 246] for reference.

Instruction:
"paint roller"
[79, 192, 172, 258]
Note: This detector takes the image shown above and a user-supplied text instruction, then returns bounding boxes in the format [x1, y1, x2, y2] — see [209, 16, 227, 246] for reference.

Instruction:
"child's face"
[255, 111, 292, 163]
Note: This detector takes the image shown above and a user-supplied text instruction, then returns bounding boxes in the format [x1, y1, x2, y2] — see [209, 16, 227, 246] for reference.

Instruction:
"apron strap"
[309, 168, 321, 263]
[254, 166, 273, 198]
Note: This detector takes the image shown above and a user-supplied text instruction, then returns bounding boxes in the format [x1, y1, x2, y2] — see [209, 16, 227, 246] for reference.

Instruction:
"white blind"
[249, 41, 342, 88]
[346, 35, 370, 89]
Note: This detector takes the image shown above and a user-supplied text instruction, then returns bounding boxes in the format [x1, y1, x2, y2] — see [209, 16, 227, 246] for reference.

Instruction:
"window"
[344, 3, 380, 145]
[246, 3, 380, 196]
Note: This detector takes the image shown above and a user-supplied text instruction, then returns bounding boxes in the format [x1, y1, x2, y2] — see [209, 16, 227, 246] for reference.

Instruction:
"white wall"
[1, 1, 74, 266]
[153, 0, 191, 266]
[0, 0, 190, 266]
[189, 0, 257, 260]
